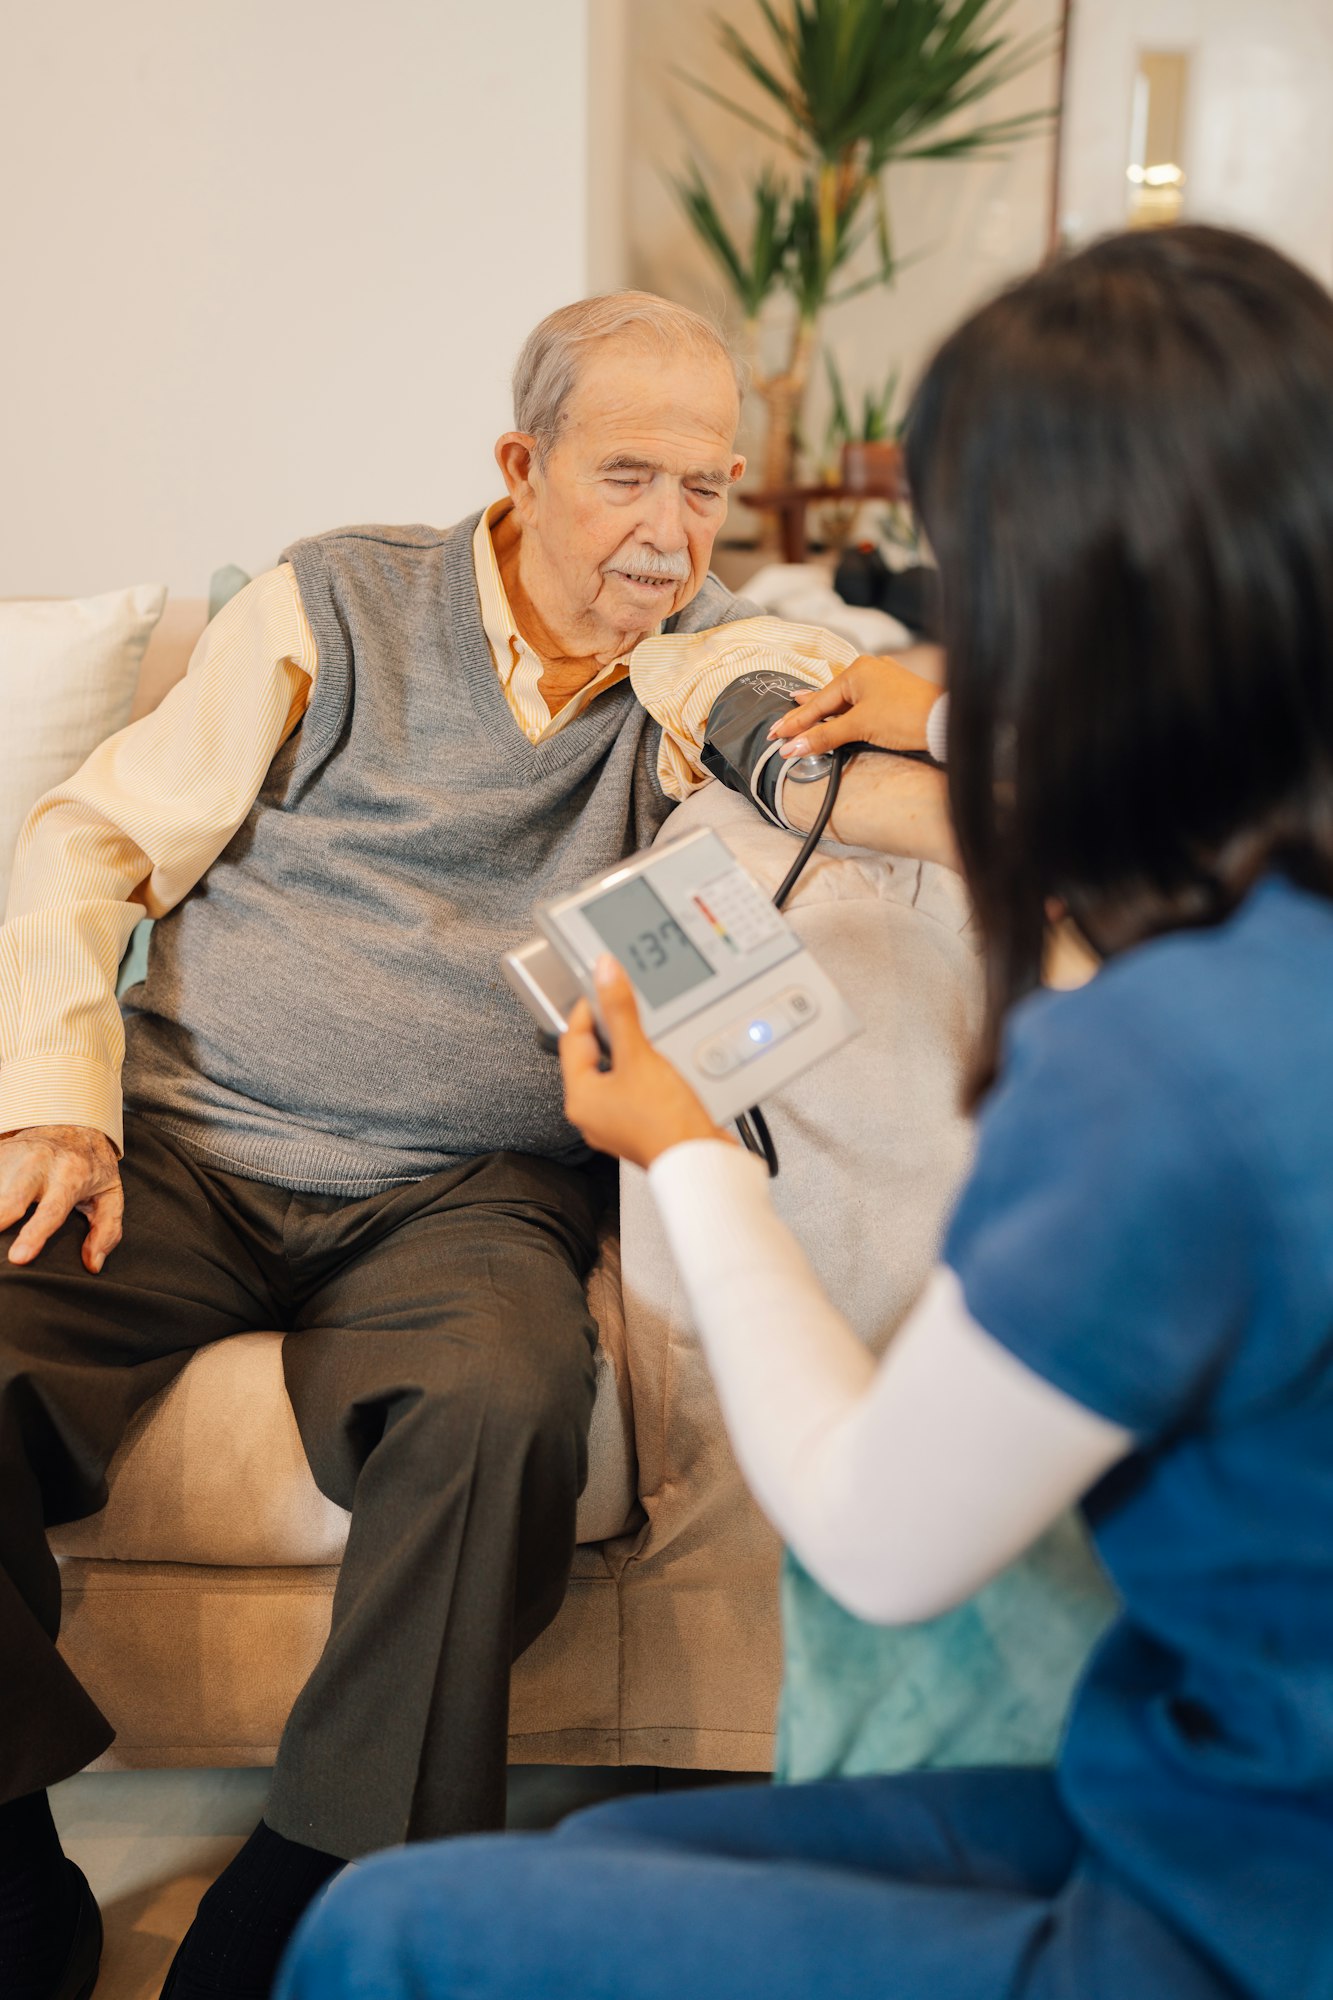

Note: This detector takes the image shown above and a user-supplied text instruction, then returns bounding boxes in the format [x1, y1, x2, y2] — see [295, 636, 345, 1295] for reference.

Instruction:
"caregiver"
[281, 224, 1333, 2000]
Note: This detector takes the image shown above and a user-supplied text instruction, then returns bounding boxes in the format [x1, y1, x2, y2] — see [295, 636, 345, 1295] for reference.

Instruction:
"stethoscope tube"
[735, 747, 852, 1176]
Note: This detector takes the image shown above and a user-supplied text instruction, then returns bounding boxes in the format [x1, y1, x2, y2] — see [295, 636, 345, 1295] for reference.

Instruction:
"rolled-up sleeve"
[630, 616, 856, 801]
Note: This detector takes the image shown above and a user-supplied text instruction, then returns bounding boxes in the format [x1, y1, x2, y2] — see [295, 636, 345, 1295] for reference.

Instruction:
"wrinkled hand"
[769, 651, 941, 760]
[560, 958, 728, 1172]
[0, 1125, 123, 1271]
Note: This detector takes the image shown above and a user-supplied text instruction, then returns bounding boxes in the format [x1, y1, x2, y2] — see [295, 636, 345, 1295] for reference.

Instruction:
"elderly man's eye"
[608, 477, 642, 488]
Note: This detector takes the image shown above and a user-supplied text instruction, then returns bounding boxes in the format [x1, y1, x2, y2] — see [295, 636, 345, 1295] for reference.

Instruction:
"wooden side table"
[737, 475, 904, 564]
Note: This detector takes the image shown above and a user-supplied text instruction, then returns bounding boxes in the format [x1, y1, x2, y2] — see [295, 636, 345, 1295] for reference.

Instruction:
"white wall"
[624, 0, 1062, 480]
[0, 1, 597, 598]
[1061, 0, 1333, 284]
[586, 0, 631, 292]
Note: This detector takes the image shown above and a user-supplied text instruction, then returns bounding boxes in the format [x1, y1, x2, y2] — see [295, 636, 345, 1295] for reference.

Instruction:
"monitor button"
[777, 987, 819, 1028]
[697, 1037, 741, 1078]
[732, 1013, 791, 1064]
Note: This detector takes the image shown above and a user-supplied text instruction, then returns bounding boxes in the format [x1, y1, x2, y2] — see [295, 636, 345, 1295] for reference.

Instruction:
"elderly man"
[0, 291, 951, 2000]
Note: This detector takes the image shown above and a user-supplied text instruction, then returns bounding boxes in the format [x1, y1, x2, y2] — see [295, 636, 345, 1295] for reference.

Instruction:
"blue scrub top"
[945, 875, 1333, 2000]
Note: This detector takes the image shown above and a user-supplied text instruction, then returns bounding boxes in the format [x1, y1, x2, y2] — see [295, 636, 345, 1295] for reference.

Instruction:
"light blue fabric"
[774, 1512, 1118, 1783]
[207, 561, 252, 623]
[115, 921, 152, 998]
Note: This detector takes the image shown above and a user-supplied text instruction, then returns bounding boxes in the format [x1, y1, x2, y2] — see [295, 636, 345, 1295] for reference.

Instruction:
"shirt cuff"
[925, 691, 949, 765]
[0, 1054, 125, 1154]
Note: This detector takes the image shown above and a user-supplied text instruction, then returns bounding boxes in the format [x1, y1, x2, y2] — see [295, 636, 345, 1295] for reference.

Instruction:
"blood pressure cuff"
[700, 670, 821, 830]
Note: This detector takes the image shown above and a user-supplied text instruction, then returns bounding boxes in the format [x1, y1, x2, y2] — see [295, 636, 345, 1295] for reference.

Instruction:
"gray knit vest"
[120, 516, 753, 1193]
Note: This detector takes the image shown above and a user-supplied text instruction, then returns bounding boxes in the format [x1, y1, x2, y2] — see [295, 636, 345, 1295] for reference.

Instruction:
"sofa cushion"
[49, 1233, 636, 1566]
[0, 583, 166, 912]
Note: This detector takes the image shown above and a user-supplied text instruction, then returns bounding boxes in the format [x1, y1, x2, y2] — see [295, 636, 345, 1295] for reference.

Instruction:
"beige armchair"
[50, 605, 981, 1779]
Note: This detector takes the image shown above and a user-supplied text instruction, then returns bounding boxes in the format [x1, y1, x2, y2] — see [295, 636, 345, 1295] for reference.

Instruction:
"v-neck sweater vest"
[120, 516, 749, 1193]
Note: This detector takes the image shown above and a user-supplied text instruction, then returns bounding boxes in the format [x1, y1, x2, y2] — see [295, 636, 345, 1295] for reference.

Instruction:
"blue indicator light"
[747, 1020, 773, 1046]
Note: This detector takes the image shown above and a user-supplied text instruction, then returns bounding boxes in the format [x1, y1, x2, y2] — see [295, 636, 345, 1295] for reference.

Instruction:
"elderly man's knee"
[483, 1345, 594, 1485]
[408, 1320, 595, 1475]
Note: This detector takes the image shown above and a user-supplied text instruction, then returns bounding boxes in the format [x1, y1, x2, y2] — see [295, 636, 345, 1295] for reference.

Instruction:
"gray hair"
[512, 291, 744, 462]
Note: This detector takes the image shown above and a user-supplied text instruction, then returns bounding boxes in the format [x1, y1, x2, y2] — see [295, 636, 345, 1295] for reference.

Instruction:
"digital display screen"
[583, 876, 713, 1009]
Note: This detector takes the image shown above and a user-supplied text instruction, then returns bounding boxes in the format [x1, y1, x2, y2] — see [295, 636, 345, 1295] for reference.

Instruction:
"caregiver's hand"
[560, 957, 729, 1171]
[769, 650, 941, 760]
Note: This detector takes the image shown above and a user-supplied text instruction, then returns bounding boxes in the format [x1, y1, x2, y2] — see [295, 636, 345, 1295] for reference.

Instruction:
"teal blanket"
[774, 1512, 1118, 1782]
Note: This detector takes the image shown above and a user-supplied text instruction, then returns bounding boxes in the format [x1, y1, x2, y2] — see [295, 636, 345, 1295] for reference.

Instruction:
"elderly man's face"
[498, 339, 745, 661]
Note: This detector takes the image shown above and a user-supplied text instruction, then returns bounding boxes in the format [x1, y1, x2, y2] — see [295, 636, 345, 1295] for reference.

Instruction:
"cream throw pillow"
[0, 584, 167, 915]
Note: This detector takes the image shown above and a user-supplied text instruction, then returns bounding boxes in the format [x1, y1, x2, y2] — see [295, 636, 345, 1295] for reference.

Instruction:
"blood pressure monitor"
[503, 828, 859, 1125]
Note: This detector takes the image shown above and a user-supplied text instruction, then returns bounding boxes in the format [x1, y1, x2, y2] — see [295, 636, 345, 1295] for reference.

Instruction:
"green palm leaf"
[685, 0, 1054, 170]
[673, 167, 792, 320]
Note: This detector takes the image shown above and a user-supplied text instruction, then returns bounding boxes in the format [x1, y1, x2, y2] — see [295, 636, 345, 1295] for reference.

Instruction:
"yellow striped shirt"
[0, 508, 851, 1149]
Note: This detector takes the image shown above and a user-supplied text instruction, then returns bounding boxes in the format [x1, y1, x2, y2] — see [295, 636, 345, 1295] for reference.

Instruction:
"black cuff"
[701, 671, 815, 828]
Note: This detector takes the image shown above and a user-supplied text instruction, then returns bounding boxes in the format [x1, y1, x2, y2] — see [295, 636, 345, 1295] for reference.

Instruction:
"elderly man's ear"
[495, 432, 542, 518]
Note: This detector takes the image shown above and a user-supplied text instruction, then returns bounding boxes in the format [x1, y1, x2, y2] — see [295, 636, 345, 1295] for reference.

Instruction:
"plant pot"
[840, 439, 903, 498]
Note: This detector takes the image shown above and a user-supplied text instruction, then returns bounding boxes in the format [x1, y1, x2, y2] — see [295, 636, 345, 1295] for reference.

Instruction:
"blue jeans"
[276, 1770, 1233, 2000]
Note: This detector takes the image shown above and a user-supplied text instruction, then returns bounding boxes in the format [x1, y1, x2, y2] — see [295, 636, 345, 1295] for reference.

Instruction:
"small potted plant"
[826, 352, 904, 497]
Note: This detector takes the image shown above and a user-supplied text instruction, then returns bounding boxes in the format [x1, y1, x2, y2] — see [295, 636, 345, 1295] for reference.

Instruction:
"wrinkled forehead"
[558, 337, 742, 469]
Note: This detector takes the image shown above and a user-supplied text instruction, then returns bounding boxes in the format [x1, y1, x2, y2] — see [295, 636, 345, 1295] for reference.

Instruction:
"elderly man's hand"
[781, 748, 958, 872]
[560, 959, 728, 1172]
[1, 1125, 123, 1271]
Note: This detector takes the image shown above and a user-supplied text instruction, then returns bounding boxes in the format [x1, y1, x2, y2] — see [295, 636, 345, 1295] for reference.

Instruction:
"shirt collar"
[473, 498, 529, 687]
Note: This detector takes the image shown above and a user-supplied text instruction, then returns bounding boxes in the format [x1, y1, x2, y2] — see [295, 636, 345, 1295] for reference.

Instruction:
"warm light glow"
[1126, 50, 1189, 230]
[1126, 162, 1185, 187]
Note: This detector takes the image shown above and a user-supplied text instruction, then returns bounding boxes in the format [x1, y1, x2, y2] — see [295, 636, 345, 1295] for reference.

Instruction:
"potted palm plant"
[824, 351, 903, 493]
[674, 0, 1052, 491]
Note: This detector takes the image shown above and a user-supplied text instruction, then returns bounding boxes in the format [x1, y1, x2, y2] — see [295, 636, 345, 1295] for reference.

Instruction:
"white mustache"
[605, 549, 690, 580]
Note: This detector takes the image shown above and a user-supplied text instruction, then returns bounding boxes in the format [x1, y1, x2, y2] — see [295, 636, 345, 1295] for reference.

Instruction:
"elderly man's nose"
[639, 480, 689, 550]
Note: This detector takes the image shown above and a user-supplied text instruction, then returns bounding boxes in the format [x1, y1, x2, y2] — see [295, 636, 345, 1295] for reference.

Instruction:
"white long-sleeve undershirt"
[648, 1139, 1132, 1625]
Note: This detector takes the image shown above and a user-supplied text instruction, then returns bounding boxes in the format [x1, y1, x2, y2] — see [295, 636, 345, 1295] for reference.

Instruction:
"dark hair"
[905, 224, 1333, 1100]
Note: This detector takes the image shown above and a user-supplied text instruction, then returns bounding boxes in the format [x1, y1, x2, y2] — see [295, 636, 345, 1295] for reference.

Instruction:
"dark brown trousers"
[0, 1111, 605, 1859]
